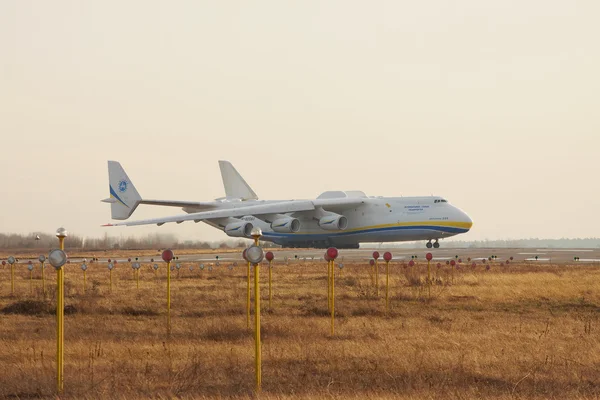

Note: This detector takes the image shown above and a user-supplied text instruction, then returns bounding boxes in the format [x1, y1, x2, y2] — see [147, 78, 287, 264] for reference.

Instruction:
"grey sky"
[1, 1, 598, 243]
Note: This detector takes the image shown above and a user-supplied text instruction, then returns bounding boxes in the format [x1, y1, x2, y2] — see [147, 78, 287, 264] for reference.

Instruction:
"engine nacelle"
[271, 217, 300, 233]
[318, 214, 348, 231]
[224, 220, 253, 237]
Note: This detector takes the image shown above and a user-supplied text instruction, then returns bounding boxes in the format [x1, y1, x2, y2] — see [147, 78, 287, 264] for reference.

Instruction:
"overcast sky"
[1, 1, 598, 243]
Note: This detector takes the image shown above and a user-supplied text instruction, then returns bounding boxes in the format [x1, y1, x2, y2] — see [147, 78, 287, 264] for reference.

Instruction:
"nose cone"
[455, 207, 473, 232]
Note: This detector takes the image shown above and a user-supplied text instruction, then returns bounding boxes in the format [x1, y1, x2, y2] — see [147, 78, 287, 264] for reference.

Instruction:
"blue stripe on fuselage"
[261, 224, 468, 240]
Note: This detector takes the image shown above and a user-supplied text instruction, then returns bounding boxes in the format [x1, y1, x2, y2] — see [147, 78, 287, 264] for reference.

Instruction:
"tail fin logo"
[118, 180, 128, 193]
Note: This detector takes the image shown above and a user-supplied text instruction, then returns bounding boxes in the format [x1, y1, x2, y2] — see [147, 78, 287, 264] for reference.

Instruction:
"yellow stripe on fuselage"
[292, 220, 473, 235]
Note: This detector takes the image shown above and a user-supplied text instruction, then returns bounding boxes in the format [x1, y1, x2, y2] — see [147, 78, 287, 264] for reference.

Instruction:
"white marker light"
[108, 262, 114, 270]
[8, 256, 15, 265]
[55, 227, 68, 238]
[48, 250, 67, 270]
[28, 264, 34, 271]
[81, 264, 87, 271]
[246, 245, 264, 264]
[153, 264, 159, 270]
[38, 255, 46, 263]
[250, 227, 263, 238]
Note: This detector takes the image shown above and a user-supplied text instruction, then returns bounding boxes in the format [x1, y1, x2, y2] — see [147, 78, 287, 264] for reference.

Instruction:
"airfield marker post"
[450, 259, 456, 285]
[246, 228, 265, 392]
[266, 252, 274, 309]
[327, 247, 339, 336]
[383, 252, 392, 312]
[373, 252, 380, 297]
[28, 262, 34, 294]
[81, 262, 88, 294]
[325, 252, 332, 311]
[162, 249, 174, 337]
[50, 227, 68, 393]
[7, 256, 16, 295]
[39, 255, 47, 296]
[108, 262, 114, 292]
[369, 259, 375, 289]
[426, 252, 433, 298]
[242, 248, 251, 329]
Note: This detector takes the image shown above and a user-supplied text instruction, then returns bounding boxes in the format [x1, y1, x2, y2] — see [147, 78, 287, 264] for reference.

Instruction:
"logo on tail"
[118, 180, 128, 193]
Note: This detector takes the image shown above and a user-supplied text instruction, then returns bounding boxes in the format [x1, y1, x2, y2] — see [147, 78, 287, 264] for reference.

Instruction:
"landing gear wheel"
[426, 241, 433, 249]
[433, 241, 440, 249]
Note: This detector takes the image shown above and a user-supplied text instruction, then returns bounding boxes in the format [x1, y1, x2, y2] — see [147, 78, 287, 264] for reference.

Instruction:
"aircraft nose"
[455, 207, 473, 231]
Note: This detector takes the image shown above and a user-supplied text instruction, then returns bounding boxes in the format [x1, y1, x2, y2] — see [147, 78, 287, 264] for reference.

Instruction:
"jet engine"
[271, 217, 300, 233]
[224, 220, 253, 237]
[318, 214, 348, 231]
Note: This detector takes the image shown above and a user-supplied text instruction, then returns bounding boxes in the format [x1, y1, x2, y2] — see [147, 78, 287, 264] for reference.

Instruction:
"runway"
[18, 247, 598, 266]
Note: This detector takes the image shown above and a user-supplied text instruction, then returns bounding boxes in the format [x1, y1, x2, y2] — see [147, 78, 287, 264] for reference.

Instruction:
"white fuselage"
[195, 195, 472, 248]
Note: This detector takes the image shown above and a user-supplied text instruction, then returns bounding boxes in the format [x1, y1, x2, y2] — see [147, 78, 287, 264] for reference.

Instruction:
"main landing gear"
[426, 240, 440, 249]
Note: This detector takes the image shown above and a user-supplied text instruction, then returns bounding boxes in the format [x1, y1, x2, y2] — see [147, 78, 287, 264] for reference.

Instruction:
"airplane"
[102, 161, 473, 249]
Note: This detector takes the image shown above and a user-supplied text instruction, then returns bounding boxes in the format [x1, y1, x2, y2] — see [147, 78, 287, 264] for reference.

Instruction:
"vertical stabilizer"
[218, 161, 258, 200]
[105, 161, 142, 220]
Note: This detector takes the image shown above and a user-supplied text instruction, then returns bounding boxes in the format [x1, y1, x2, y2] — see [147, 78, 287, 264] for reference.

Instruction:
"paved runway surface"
[14, 247, 598, 266]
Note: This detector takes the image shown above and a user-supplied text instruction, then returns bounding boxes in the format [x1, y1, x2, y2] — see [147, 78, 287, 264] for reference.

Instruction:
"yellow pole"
[268, 261, 272, 310]
[451, 263, 454, 285]
[327, 260, 331, 311]
[42, 262, 46, 296]
[56, 265, 62, 392]
[10, 264, 14, 295]
[331, 260, 335, 336]
[83, 270, 86, 294]
[167, 261, 171, 337]
[57, 236, 65, 393]
[247, 261, 251, 329]
[385, 260, 390, 313]
[109, 268, 113, 293]
[427, 260, 431, 298]
[136, 269, 139, 290]
[375, 259, 379, 297]
[254, 262, 261, 392]
[30, 270, 33, 294]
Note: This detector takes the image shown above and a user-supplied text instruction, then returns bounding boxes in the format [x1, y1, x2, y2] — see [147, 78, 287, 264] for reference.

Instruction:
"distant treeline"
[366, 238, 600, 249]
[0, 232, 270, 251]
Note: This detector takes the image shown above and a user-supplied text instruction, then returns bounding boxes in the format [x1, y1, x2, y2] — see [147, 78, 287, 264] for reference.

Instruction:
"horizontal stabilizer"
[104, 200, 315, 227]
[140, 199, 217, 210]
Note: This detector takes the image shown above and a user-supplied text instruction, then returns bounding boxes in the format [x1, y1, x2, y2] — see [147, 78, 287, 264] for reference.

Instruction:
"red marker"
[327, 247, 338, 260]
[161, 249, 174, 262]
[265, 251, 274, 262]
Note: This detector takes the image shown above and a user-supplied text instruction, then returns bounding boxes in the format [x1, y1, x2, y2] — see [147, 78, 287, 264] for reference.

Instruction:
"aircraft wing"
[103, 200, 317, 227]
[103, 198, 366, 227]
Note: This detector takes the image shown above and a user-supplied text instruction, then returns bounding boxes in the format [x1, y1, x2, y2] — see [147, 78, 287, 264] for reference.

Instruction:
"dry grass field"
[1, 251, 600, 399]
